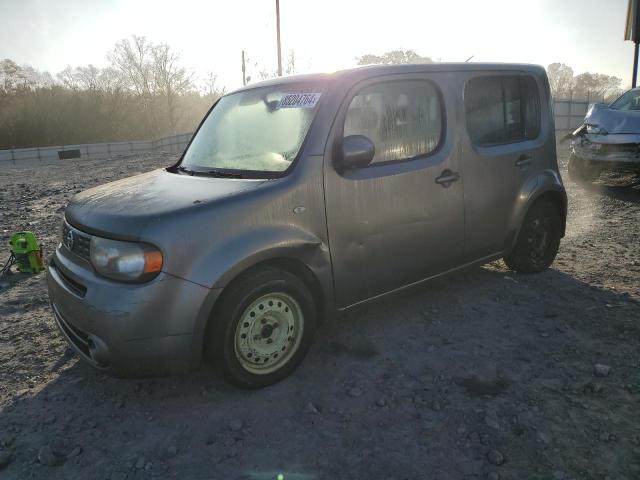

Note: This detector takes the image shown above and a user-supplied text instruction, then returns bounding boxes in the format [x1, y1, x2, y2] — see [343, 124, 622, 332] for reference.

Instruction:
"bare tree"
[547, 63, 575, 98]
[285, 50, 296, 75]
[258, 68, 275, 80]
[0, 59, 21, 92]
[151, 43, 194, 133]
[108, 36, 159, 133]
[108, 36, 154, 97]
[57, 65, 102, 91]
[204, 72, 218, 96]
[1, 59, 52, 91]
[573, 72, 622, 100]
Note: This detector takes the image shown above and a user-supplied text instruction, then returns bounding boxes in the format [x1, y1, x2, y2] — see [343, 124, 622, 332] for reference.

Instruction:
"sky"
[0, 0, 636, 91]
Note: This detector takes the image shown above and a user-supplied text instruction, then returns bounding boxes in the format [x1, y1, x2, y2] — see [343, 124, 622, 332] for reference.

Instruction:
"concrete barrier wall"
[0, 133, 192, 165]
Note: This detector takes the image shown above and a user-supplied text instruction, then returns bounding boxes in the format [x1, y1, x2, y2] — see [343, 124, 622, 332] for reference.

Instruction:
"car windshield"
[610, 89, 640, 111]
[180, 84, 325, 175]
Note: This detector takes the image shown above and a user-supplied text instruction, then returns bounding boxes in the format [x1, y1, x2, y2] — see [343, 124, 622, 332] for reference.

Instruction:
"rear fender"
[506, 169, 567, 250]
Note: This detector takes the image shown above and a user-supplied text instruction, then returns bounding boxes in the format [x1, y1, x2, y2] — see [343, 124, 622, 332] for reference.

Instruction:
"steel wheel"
[206, 267, 317, 388]
[503, 200, 562, 273]
[233, 292, 304, 375]
[526, 217, 551, 268]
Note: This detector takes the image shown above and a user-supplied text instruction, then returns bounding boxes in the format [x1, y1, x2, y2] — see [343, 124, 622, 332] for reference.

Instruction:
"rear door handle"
[515, 154, 532, 168]
[435, 169, 460, 187]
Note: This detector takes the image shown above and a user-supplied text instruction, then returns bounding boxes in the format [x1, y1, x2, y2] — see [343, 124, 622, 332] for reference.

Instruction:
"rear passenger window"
[344, 80, 443, 164]
[465, 75, 540, 146]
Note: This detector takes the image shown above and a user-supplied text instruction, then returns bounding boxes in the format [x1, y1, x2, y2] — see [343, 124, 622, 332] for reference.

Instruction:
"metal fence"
[0, 133, 192, 166]
[553, 99, 591, 132]
[0, 97, 599, 166]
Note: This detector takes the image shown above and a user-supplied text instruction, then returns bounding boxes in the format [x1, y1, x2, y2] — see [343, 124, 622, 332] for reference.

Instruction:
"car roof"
[229, 62, 546, 95]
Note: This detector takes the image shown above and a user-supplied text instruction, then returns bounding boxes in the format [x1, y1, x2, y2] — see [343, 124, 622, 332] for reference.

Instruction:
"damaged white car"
[569, 88, 640, 183]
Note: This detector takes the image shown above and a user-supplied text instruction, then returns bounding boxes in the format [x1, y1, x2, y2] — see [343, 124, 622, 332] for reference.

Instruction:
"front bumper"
[572, 137, 640, 172]
[47, 243, 219, 376]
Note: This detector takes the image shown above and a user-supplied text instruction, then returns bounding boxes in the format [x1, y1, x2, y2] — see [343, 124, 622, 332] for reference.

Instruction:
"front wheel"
[503, 200, 562, 273]
[205, 268, 317, 388]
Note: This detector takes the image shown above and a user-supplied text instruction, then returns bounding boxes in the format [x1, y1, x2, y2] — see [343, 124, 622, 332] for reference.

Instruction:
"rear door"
[461, 73, 542, 258]
[324, 73, 465, 308]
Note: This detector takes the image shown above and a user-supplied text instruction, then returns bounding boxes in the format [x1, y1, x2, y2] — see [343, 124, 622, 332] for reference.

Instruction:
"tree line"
[546, 62, 622, 101]
[357, 52, 625, 102]
[0, 36, 225, 150]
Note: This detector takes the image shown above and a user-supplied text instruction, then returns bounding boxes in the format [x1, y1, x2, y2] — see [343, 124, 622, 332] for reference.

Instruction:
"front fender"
[208, 226, 332, 289]
[186, 225, 334, 350]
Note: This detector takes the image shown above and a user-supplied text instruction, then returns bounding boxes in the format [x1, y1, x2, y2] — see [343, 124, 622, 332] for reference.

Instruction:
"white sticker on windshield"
[278, 92, 322, 109]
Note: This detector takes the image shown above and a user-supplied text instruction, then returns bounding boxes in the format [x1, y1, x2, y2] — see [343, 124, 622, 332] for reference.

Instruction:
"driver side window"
[343, 80, 443, 165]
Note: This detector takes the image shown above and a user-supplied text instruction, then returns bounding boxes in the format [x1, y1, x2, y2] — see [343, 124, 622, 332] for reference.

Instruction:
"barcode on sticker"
[278, 93, 322, 109]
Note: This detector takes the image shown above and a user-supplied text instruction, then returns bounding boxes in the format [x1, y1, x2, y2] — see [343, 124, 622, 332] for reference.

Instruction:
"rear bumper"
[47, 244, 221, 377]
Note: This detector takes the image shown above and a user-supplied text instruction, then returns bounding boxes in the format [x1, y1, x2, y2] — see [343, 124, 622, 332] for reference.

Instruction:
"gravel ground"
[0, 147, 639, 480]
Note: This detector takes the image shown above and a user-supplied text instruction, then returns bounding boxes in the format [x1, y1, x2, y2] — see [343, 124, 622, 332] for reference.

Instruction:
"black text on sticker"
[278, 93, 322, 109]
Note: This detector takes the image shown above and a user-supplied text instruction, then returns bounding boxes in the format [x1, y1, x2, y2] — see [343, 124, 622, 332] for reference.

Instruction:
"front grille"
[62, 222, 92, 261]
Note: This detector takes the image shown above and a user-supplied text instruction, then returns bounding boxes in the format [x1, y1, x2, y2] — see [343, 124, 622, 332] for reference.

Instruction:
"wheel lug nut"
[267, 338, 273, 344]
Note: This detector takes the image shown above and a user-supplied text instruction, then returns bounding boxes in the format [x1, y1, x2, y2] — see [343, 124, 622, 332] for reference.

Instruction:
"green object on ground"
[276, 475, 284, 480]
[9, 231, 45, 273]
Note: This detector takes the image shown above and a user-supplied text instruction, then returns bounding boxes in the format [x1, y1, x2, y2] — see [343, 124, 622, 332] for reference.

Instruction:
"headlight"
[586, 124, 608, 135]
[90, 237, 163, 283]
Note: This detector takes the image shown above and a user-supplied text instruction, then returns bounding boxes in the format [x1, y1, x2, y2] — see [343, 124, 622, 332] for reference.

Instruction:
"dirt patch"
[458, 376, 510, 399]
[0, 148, 639, 479]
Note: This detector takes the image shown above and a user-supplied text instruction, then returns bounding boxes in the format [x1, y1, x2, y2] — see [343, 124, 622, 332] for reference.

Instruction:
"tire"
[205, 267, 317, 388]
[503, 200, 562, 273]
[568, 153, 600, 184]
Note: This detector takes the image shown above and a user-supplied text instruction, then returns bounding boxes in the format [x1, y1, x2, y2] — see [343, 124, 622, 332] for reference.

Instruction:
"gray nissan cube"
[47, 63, 567, 388]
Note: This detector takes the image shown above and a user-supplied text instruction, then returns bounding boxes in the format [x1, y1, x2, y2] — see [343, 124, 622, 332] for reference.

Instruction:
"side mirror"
[337, 135, 375, 170]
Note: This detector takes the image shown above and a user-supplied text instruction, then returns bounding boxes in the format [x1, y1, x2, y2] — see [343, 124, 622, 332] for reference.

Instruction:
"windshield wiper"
[204, 169, 245, 178]
[177, 165, 244, 178]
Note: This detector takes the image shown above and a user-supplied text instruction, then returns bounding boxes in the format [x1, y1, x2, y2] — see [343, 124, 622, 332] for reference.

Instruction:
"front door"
[324, 74, 465, 308]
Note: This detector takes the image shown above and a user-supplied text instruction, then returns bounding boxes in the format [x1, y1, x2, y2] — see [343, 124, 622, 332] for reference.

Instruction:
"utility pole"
[242, 50, 247, 86]
[634, 42, 639, 88]
[626, 0, 640, 87]
[276, 0, 282, 76]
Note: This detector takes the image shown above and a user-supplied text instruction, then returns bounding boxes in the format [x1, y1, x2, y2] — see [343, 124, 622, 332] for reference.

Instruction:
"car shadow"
[1, 263, 639, 479]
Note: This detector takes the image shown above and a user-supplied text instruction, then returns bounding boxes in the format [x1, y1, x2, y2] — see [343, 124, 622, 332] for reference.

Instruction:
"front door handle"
[515, 154, 532, 168]
[435, 169, 460, 187]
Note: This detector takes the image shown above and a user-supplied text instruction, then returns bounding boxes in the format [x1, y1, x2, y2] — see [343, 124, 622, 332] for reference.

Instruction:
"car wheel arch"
[205, 252, 329, 331]
[506, 172, 567, 253]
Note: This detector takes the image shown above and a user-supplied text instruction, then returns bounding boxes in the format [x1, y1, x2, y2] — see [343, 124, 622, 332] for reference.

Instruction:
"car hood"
[65, 169, 267, 240]
[584, 103, 640, 134]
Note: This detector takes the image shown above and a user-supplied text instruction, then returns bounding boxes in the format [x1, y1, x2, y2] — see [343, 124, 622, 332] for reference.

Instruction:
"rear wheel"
[568, 153, 601, 184]
[205, 268, 317, 388]
[503, 200, 562, 273]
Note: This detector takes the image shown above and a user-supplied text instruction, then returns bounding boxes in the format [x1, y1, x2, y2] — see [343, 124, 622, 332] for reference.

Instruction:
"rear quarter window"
[465, 75, 541, 147]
